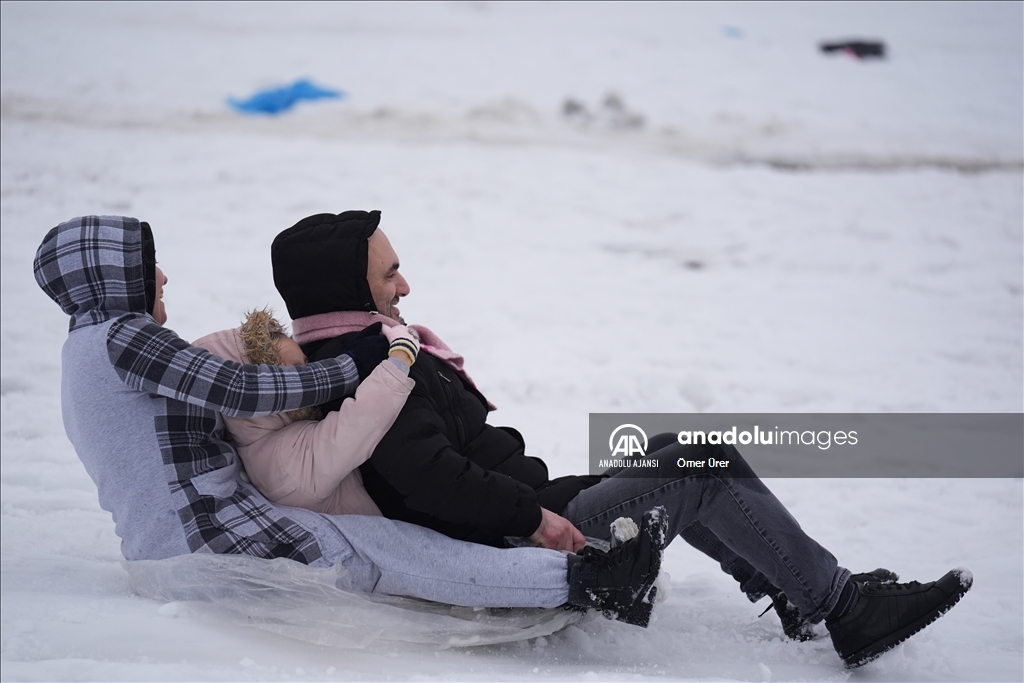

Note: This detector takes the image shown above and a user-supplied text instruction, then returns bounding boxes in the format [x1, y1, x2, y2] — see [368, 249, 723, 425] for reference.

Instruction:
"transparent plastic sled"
[124, 553, 583, 649]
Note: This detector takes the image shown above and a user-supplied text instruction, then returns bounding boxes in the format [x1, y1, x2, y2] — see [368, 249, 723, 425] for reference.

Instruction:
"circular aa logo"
[609, 424, 648, 457]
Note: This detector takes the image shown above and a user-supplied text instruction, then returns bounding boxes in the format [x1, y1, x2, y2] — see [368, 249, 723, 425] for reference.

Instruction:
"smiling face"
[152, 266, 168, 325]
[366, 229, 410, 323]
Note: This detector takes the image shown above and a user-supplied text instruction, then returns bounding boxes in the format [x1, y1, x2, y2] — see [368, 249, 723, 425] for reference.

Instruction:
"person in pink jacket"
[193, 309, 420, 517]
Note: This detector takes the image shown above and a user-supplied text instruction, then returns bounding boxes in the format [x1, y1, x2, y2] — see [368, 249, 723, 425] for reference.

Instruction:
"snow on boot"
[851, 567, 899, 586]
[608, 515, 670, 603]
[566, 507, 667, 628]
[609, 516, 639, 548]
[827, 568, 973, 668]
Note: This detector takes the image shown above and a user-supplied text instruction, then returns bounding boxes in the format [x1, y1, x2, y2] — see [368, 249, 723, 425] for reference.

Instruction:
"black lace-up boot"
[827, 568, 972, 668]
[566, 507, 668, 627]
[767, 594, 817, 641]
[764, 568, 900, 641]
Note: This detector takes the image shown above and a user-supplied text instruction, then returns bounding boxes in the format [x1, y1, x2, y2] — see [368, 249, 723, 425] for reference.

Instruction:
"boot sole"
[843, 569, 972, 669]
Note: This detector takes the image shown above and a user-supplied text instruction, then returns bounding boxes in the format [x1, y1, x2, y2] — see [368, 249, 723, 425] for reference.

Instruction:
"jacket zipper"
[437, 371, 466, 447]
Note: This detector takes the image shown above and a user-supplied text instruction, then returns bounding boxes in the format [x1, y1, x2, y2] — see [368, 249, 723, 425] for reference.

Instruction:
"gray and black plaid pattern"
[33, 216, 149, 332]
[107, 315, 357, 561]
[154, 401, 324, 562]
[107, 316, 354, 417]
[35, 215, 360, 563]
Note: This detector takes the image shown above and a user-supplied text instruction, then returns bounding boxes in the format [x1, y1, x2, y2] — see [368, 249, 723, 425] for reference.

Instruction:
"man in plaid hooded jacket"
[31, 215, 666, 616]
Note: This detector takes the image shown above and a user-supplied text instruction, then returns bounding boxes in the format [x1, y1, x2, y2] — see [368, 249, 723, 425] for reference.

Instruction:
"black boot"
[766, 594, 817, 641]
[566, 507, 667, 627]
[765, 568, 900, 641]
[827, 568, 972, 668]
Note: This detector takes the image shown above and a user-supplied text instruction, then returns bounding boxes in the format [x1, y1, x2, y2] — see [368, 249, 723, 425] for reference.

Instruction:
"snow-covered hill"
[2, 2, 1021, 681]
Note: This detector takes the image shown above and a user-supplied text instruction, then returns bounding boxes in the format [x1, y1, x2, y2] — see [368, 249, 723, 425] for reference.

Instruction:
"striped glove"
[383, 324, 419, 367]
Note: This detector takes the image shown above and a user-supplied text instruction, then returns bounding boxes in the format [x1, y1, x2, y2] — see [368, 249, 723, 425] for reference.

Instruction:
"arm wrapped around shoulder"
[243, 359, 415, 504]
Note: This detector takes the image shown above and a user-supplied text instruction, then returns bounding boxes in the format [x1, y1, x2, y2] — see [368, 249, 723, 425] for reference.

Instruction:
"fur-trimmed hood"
[239, 308, 290, 366]
[198, 309, 320, 422]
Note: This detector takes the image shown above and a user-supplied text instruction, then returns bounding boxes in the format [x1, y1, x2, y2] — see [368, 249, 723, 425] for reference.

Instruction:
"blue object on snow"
[228, 79, 345, 115]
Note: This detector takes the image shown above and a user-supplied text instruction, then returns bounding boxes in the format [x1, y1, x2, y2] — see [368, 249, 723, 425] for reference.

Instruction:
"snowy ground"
[2, 2, 1022, 681]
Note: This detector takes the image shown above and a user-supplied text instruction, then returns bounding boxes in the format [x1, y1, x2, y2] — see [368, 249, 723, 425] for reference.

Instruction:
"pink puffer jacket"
[193, 327, 414, 516]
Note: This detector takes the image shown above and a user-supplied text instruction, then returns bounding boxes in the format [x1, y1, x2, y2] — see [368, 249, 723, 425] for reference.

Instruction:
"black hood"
[271, 210, 380, 320]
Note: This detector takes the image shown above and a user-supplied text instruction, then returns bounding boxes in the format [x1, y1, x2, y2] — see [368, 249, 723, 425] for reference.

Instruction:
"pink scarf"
[291, 311, 496, 410]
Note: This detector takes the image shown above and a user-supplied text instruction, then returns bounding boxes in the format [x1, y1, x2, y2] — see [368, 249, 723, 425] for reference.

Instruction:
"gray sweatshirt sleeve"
[106, 315, 358, 417]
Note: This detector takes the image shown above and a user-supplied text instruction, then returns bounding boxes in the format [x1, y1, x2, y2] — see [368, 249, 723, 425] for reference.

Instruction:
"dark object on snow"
[827, 568, 973, 669]
[762, 567, 900, 642]
[820, 40, 886, 59]
[228, 79, 344, 115]
[566, 507, 667, 627]
[561, 93, 644, 129]
[562, 98, 588, 119]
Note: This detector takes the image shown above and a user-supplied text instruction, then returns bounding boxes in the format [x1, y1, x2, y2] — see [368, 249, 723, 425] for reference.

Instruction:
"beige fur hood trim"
[240, 308, 320, 422]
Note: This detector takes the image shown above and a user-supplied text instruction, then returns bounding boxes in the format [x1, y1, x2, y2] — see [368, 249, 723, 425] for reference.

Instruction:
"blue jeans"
[561, 436, 850, 624]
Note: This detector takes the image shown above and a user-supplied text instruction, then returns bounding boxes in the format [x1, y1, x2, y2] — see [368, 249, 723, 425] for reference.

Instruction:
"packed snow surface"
[2, 2, 1021, 681]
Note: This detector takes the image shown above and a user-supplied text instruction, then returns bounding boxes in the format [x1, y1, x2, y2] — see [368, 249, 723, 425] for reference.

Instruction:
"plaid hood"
[34, 215, 153, 332]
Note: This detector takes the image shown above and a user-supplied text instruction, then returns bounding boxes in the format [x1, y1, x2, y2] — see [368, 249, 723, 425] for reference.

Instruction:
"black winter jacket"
[306, 333, 601, 547]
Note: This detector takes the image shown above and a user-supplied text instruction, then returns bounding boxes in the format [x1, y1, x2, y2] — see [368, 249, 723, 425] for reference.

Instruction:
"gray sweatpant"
[325, 514, 571, 608]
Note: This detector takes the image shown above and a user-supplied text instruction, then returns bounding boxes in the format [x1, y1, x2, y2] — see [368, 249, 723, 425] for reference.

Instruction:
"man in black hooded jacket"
[272, 210, 599, 551]
[271, 210, 973, 669]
